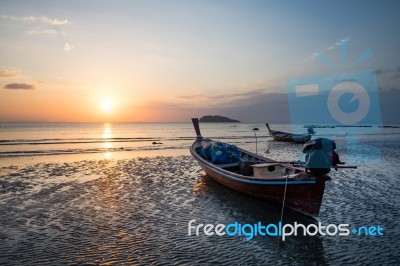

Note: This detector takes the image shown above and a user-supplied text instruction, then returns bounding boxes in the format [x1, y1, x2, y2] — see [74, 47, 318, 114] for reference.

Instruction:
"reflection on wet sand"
[103, 152, 112, 159]
[102, 123, 113, 139]
[192, 174, 327, 265]
[103, 142, 112, 149]
[102, 123, 113, 159]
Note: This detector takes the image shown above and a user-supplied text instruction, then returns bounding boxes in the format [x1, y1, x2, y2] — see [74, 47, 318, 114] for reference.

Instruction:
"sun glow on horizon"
[102, 124, 112, 138]
[102, 100, 113, 113]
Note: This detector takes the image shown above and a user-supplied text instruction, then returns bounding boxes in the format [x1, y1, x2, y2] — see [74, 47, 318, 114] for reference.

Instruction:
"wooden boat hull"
[190, 139, 328, 216]
[266, 123, 311, 143]
[271, 133, 311, 143]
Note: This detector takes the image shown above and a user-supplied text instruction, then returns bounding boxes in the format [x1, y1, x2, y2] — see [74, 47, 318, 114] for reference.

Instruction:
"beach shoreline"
[0, 148, 190, 168]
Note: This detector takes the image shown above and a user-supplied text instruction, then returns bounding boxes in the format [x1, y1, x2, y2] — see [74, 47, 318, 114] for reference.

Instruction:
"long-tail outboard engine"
[303, 138, 343, 176]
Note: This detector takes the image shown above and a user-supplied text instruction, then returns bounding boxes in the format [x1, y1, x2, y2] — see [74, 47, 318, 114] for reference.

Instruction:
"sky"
[0, 0, 399, 123]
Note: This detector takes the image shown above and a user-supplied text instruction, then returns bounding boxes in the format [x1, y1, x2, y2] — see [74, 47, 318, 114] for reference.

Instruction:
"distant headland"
[199, 115, 240, 123]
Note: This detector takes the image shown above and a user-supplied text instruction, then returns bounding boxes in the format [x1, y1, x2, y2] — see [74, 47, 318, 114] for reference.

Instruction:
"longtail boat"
[190, 118, 334, 217]
[266, 123, 311, 143]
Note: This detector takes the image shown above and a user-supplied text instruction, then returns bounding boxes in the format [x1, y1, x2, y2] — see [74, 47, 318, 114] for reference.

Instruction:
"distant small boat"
[304, 124, 335, 129]
[266, 123, 311, 143]
[190, 118, 334, 217]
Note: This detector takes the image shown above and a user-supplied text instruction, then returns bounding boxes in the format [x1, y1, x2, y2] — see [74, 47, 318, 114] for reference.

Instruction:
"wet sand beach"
[0, 152, 399, 265]
[0, 123, 399, 265]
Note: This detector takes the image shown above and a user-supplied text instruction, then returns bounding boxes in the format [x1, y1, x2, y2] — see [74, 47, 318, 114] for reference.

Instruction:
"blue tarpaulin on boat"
[198, 142, 212, 159]
[210, 142, 240, 164]
[198, 142, 240, 164]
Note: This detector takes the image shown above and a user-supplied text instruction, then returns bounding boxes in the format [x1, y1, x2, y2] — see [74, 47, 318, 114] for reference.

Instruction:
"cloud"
[0, 67, 20, 77]
[4, 83, 35, 90]
[0, 15, 68, 25]
[395, 68, 400, 79]
[375, 68, 400, 79]
[64, 43, 74, 51]
[379, 88, 400, 123]
[135, 86, 400, 123]
[310, 37, 350, 59]
[167, 89, 268, 108]
[141, 89, 290, 122]
[375, 69, 391, 75]
[27, 29, 57, 35]
[1, 14, 73, 51]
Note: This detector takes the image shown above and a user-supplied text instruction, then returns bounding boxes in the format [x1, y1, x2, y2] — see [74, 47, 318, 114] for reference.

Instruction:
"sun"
[102, 100, 113, 112]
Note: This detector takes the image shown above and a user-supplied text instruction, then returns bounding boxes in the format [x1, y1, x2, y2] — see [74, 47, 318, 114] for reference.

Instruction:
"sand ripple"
[0, 154, 398, 265]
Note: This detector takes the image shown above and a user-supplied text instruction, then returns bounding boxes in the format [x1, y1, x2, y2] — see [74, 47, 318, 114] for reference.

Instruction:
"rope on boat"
[275, 173, 289, 265]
